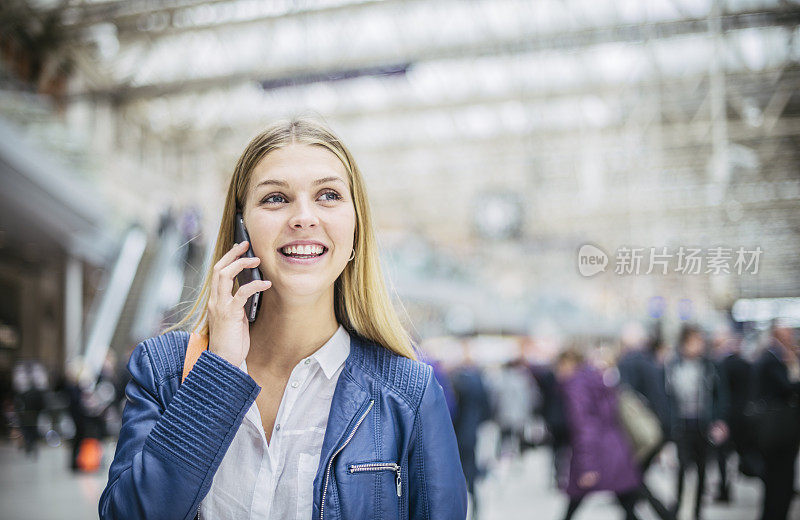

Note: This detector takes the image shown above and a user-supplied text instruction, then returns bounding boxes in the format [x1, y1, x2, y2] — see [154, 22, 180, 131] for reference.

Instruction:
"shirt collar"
[311, 324, 351, 379]
[239, 324, 350, 380]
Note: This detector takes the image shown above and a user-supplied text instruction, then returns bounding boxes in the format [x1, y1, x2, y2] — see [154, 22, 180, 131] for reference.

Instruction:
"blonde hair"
[163, 117, 417, 360]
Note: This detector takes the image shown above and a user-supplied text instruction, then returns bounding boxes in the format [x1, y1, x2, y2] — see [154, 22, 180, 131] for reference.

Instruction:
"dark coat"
[717, 352, 751, 437]
[532, 366, 568, 446]
[665, 356, 729, 437]
[754, 345, 800, 406]
[560, 365, 641, 498]
[618, 349, 670, 434]
[451, 365, 491, 450]
[450, 365, 491, 489]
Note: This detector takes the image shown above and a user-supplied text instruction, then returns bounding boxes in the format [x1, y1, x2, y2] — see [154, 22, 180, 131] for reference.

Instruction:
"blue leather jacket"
[99, 330, 467, 520]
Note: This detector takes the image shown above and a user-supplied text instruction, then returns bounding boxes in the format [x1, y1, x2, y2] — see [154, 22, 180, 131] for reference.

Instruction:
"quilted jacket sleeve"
[98, 338, 260, 520]
[407, 366, 468, 520]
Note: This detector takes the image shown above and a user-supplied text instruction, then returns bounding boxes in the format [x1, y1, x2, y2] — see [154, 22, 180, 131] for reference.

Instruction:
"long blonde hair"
[163, 117, 418, 360]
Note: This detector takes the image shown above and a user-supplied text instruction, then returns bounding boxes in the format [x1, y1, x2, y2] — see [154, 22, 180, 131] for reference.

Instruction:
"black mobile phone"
[234, 212, 264, 322]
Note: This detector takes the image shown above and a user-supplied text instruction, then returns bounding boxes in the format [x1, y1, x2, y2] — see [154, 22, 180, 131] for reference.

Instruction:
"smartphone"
[234, 212, 264, 322]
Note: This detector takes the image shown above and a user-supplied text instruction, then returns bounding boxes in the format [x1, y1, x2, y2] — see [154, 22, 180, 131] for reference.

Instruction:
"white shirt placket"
[255, 359, 314, 518]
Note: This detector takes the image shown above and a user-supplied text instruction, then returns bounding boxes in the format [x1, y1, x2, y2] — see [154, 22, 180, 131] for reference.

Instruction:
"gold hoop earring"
[348, 249, 355, 262]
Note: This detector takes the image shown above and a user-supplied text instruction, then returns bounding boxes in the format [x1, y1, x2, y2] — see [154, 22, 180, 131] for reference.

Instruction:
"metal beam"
[351, 118, 800, 159]
[58, 0, 392, 34]
[69, 7, 800, 102]
[119, 66, 799, 149]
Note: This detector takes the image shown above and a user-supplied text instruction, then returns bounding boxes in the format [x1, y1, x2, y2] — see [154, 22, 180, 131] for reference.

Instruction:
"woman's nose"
[288, 199, 319, 229]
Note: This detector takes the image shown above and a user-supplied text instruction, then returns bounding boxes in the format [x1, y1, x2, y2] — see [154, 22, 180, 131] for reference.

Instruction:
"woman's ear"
[238, 206, 248, 231]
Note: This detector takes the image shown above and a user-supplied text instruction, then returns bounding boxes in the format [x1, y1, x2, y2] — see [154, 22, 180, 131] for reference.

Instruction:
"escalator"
[83, 217, 210, 387]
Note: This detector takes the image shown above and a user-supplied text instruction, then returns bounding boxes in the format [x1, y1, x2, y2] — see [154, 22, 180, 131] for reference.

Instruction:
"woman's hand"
[207, 241, 272, 367]
[577, 471, 599, 489]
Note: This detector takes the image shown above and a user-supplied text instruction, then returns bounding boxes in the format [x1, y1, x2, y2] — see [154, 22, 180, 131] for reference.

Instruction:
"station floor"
[1, 439, 797, 520]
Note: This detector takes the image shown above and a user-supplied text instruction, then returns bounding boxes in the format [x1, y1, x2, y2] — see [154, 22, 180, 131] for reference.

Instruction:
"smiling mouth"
[279, 247, 328, 259]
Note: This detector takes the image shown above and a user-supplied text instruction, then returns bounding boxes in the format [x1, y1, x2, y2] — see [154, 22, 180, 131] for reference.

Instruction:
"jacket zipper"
[320, 399, 374, 520]
[348, 462, 402, 497]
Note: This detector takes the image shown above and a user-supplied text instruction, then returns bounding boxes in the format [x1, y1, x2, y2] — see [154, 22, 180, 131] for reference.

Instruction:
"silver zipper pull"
[396, 467, 402, 497]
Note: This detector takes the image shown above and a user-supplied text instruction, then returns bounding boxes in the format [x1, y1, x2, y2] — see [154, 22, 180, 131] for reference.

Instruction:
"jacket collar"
[313, 333, 372, 518]
[317, 332, 372, 458]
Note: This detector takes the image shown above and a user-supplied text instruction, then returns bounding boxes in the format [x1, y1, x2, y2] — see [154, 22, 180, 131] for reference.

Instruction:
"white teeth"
[281, 244, 325, 255]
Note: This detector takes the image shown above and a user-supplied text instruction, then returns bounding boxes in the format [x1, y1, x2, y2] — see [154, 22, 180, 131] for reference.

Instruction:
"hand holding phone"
[206, 214, 271, 367]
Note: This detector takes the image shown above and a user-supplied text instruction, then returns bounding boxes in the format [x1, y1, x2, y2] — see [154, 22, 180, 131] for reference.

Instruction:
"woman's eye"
[260, 191, 341, 205]
[320, 190, 342, 202]
[261, 194, 286, 204]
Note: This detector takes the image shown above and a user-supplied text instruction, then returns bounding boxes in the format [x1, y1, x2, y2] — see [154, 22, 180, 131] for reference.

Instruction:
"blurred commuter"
[618, 323, 670, 434]
[63, 356, 112, 471]
[12, 361, 45, 458]
[665, 324, 729, 520]
[430, 357, 457, 419]
[30, 361, 64, 448]
[531, 363, 569, 488]
[712, 331, 751, 502]
[556, 349, 642, 520]
[486, 353, 540, 459]
[96, 352, 123, 439]
[64, 358, 89, 471]
[617, 324, 675, 520]
[450, 339, 491, 519]
[753, 322, 800, 520]
[516, 337, 549, 451]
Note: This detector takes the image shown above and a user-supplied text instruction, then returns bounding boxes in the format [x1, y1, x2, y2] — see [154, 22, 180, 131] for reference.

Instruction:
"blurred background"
[0, 0, 799, 519]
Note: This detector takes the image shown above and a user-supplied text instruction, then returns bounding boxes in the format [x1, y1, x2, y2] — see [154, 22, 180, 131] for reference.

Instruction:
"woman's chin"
[270, 278, 333, 300]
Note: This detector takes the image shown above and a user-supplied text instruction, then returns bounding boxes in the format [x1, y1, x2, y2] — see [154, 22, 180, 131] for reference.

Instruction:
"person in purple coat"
[556, 348, 642, 520]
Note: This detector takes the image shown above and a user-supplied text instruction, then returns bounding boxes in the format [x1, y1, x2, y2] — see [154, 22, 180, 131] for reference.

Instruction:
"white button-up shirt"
[199, 324, 350, 520]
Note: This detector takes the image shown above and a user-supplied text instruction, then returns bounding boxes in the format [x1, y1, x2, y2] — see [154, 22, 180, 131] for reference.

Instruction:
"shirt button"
[304, 359, 311, 365]
[291, 381, 299, 388]
[275, 424, 280, 431]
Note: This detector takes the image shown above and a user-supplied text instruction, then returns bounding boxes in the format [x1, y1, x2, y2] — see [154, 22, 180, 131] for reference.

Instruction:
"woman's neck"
[245, 297, 339, 377]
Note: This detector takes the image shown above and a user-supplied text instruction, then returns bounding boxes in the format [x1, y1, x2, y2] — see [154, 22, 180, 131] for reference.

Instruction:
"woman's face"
[243, 144, 356, 302]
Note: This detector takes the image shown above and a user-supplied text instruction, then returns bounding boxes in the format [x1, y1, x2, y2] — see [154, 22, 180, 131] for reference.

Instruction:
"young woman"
[99, 118, 467, 520]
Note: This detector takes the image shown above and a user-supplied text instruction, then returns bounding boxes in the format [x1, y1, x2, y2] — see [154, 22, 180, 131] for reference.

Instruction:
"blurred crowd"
[2, 319, 798, 520]
[2, 349, 130, 472]
[431, 320, 799, 520]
